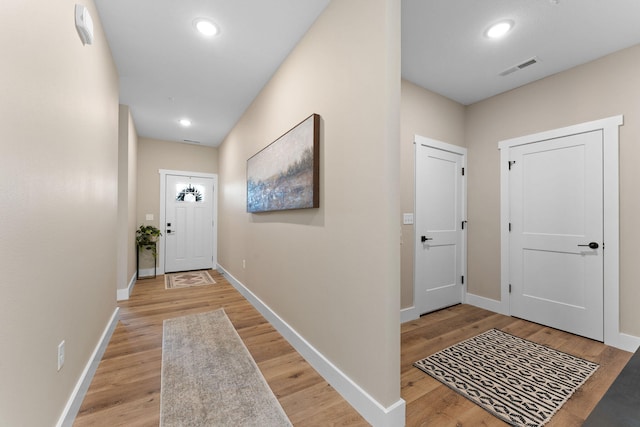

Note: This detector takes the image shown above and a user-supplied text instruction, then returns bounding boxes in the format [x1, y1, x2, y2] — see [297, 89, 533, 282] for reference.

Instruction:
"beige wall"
[465, 44, 640, 335]
[0, 1, 119, 425]
[136, 137, 218, 229]
[117, 105, 138, 292]
[136, 138, 218, 270]
[218, 0, 402, 412]
[400, 80, 466, 308]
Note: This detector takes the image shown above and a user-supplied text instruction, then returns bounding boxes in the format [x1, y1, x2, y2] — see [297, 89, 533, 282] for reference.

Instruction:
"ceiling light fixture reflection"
[485, 20, 514, 39]
[179, 119, 192, 127]
[194, 18, 219, 37]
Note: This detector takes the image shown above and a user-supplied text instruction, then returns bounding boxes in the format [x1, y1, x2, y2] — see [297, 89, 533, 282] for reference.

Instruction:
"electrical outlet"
[242, 259, 246, 269]
[57, 340, 65, 371]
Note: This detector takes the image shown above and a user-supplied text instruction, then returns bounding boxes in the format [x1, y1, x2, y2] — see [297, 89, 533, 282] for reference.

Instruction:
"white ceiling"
[402, 0, 640, 105]
[94, 0, 330, 147]
[95, 1, 640, 147]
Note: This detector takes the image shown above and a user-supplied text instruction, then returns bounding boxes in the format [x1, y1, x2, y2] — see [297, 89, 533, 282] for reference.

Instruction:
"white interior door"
[414, 137, 466, 315]
[508, 130, 604, 341]
[165, 174, 215, 273]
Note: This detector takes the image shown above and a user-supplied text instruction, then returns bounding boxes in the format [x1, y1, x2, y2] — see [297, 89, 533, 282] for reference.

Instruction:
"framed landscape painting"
[247, 114, 320, 213]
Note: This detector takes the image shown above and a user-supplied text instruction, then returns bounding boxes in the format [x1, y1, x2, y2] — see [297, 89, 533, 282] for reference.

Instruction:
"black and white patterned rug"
[414, 329, 599, 426]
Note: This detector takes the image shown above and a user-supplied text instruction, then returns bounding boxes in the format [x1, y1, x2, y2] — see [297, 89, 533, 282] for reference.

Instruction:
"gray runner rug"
[160, 309, 292, 427]
[414, 328, 599, 427]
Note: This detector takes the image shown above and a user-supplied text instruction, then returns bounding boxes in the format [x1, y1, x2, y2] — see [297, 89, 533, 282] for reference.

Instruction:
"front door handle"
[421, 236, 433, 243]
[577, 242, 599, 249]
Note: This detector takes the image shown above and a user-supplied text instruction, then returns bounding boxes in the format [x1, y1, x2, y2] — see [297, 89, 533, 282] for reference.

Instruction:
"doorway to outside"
[159, 169, 218, 274]
[499, 116, 621, 344]
[414, 136, 467, 315]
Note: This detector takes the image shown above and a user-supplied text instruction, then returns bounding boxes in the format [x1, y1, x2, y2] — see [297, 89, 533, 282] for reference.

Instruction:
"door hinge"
[461, 275, 464, 285]
[461, 167, 465, 176]
[508, 160, 516, 170]
[509, 284, 512, 293]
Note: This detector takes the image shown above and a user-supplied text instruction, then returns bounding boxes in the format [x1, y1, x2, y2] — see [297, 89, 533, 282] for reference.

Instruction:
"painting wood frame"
[247, 114, 320, 213]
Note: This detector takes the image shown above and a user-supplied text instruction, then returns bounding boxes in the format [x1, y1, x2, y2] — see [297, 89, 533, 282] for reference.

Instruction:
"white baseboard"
[609, 332, 640, 353]
[56, 307, 119, 427]
[401, 306, 419, 323]
[117, 272, 137, 301]
[217, 264, 406, 427]
[465, 292, 507, 315]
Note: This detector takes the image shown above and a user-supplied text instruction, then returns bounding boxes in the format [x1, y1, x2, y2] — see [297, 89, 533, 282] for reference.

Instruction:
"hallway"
[74, 270, 367, 426]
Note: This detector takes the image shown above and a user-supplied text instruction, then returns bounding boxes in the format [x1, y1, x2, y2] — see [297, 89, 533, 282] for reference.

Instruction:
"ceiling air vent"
[183, 139, 201, 144]
[499, 56, 539, 77]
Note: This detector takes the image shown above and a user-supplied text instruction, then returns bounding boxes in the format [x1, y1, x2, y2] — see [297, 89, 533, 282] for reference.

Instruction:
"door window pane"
[175, 184, 205, 202]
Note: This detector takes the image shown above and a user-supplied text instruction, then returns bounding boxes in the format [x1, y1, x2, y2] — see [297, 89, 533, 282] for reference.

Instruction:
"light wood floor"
[74, 271, 632, 426]
[402, 304, 632, 426]
[74, 270, 366, 426]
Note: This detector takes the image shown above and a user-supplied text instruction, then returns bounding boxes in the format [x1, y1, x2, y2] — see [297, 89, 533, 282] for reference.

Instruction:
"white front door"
[414, 137, 466, 315]
[164, 174, 215, 273]
[508, 130, 604, 340]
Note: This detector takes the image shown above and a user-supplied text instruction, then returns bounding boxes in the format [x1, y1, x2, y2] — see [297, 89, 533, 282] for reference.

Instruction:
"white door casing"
[159, 170, 218, 274]
[499, 116, 625, 348]
[414, 136, 467, 315]
[508, 131, 603, 340]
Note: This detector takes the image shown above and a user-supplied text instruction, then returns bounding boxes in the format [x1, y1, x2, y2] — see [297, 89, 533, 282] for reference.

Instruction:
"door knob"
[577, 242, 599, 249]
[421, 236, 433, 243]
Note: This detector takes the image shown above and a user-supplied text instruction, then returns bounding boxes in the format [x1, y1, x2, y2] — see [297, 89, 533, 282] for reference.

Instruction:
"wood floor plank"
[280, 382, 368, 426]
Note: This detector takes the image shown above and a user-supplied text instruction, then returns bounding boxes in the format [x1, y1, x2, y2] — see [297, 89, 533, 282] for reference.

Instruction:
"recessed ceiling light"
[194, 18, 219, 37]
[485, 20, 514, 39]
[179, 119, 192, 127]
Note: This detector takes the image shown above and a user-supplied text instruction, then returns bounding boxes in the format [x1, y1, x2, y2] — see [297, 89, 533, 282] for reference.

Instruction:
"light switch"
[403, 213, 414, 225]
[146, 214, 154, 221]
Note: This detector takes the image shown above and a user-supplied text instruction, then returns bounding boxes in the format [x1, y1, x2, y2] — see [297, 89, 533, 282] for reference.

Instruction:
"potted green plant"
[136, 225, 162, 258]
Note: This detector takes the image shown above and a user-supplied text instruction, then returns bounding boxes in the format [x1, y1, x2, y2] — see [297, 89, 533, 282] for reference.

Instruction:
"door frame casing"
[498, 115, 625, 348]
[413, 135, 468, 315]
[159, 169, 218, 275]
